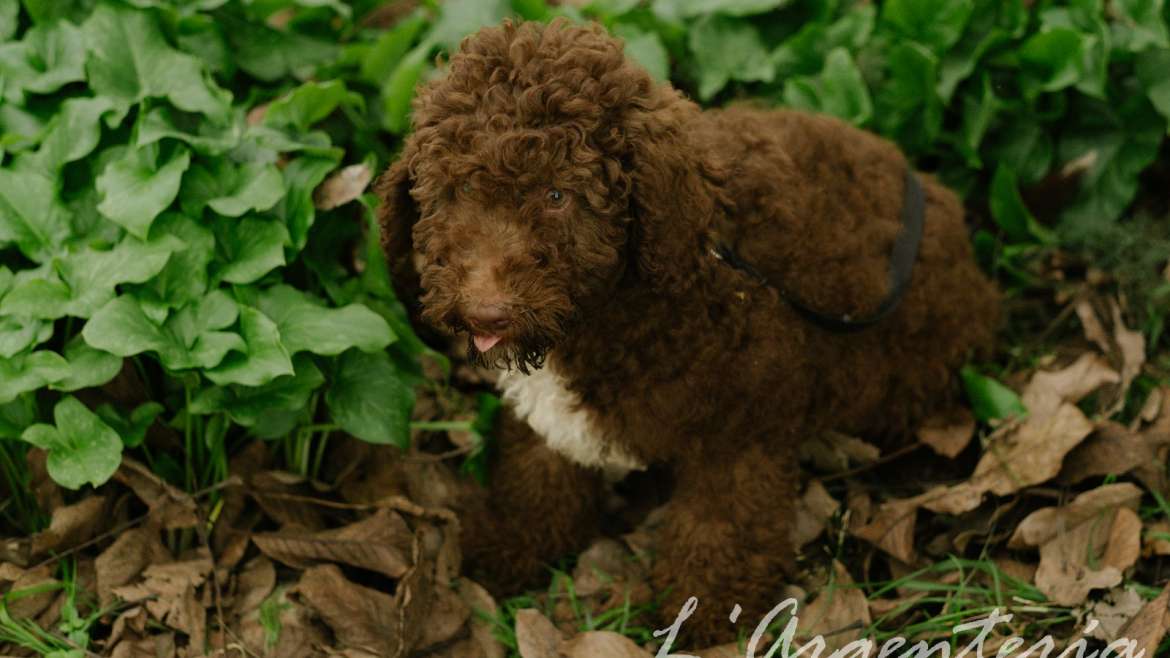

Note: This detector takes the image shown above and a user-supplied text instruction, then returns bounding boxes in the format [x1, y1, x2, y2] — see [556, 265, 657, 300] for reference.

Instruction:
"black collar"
[713, 166, 926, 333]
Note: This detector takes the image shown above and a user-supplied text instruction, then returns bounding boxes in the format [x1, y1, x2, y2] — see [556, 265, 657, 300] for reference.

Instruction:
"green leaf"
[961, 367, 1027, 422]
[277, 155, 341, 249]
[782, 48, 872, 126]
[1018, 28, 1086, 95]
[2, 232, 184, 319]
[652, 0, 791, 20]
[326, 349, 414, 447]
[82, 291, 244, 371]
[21, 396, 122, 490]
[214, 215, 288, 285]
[137, 105, 242, 155]
[51, 337, 122, 393]
[263, 80, 361, 133]
[82, 3, 232, 119]
[428, 0, 511, 51]
[96, 143, 192, 239]
[955, 72, 999, 166]
[1136, 48, 1170, 132]
[0, 316, 51, 358]
[32, 97, 122, 172]
[227, 19, 338, 82]
[0, 20, 87, 100]
[361, 12, 427, 83]
[0, 350, 69, 403]
[0, 166, 72, 262]
[876, 42, 942, 153]
[614, 23, 669, 81]
[0, 0, 17, 42]
[0, 394, 36, 440]
[134, 212, 215, 309]
[989, 165, 1055, 244]
[95, 401, 164, 449]
[204, 306, 294, 387]
[688, 15, 774, 101]
[772, 5, 875, 78]
[381, 43, 428, 135]
[882, 0, 974, 52]
[985, 117, 1054, 185]
[209, 163, 285, 218]
[1113, 0, 1170, 52]
[191, 353, 323, 433]
[257, 284, 394, 356]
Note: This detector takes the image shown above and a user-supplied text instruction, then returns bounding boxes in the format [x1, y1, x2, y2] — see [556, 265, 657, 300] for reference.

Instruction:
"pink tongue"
[473, 334, 502, 352]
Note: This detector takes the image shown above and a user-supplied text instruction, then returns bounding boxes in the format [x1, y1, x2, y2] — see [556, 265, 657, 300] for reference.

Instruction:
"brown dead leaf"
[515, 609, 563, 658]
[1009, 482, 1143, 549]
[294, 563, 401, 656]
[111, 556, 212, 648]
[1083, 586, 1147, 641]
[1034, 506, 1140, 606]
[559, 631, 652, 658]
[696, 642, 754, 658]
[977, 402, 1096, 496]
[95, 526, 171, 606]
[797, 561, 870, 651]
[253, 508, 412, 579]
[30, 495, 106, 557]
[115, 458, 199, 529]
[417, 585, 471, 652]
[314, 163, 373, 210]
[1058, 422, 1161, 490]
[1021, 352, 1119, 418]
[458, 579, 505, 658]
[1116, 583, 1170, 656]
[233, 555, 276, 617]
[1144, 521, 1170, 557]
[4, 565, 58, 620]
[852, 498, 917, 564]
[917, 407, 976, 458]
[249, 470, 327, 531]
[791, 480, 839, 548]
[799, 431, 879, 473]
[109, 633, 177, 658]
[238, 589, 326, 658]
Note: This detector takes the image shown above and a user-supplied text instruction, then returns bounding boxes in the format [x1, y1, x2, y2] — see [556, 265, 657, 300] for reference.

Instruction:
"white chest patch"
[498, 363, 645, 478]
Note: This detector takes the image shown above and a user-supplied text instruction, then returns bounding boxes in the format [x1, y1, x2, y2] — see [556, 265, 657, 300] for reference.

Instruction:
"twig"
[820, 442, 924, 482]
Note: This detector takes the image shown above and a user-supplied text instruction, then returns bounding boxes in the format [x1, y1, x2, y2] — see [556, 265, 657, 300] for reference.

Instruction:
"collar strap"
[713, 166, 926, 333]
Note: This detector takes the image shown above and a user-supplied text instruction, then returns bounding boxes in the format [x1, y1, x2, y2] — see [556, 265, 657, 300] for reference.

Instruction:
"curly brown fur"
[377, 19, 1000, 644]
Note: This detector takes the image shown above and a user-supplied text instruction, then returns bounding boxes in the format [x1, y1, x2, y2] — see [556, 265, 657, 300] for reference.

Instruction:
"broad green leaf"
[263, 80, 362, 133]
[191, 353, 323, 434]
[876, 42, 942, 153]
[208, 163, 285, 217]
[51, 337, 122, 393]
[772, 5, 875, 79]
[961, 366, 1028, 422]
[0, 20, 86, 100]
[989, 165, 1055, 244]
[652, 0, 791, 20]
[82, 291, 244, 371]
[21, 396, 122, 489]
[214, 215, 288, 285]
[985, 118, 1054, 184]
[82, 3, 231, 119]
[0, 393, 36, 439]
[0, 166, 72, 262]
[32, 97, 121, 172]
[1039, 4, 1109, 99]
[1136, 48, 1170, 132]
[204, 306, 294, 387]
[95, 401, 164, 449]
[688, 15, 774, 101]
[381, 43, 428, 135]
[134, 212, 215, 309]
[0, 350, 69, 404]
[2, 233, 183, 319]
[227, 19, 337, 82]
[1018, 28, 1086, 95]
[0, 0, 16, 42]
[1113, 0, 1170, 52]
[614, 23, 669, 81]
[20, 0, 92, 24]
[882, 0, 974, 52]
[97, 143, 191, 239]
[782, 48, 872, 126]
[361, 12, 427, 83]
[326, 349, 413, 447]
[937, 0, 1024, 102]
[277, 155, 341, 249]
[137, 105, 242, 155]
[0, 316, 51, 358]
[257, 284, 394, 356]
[428, 0, 511, 51]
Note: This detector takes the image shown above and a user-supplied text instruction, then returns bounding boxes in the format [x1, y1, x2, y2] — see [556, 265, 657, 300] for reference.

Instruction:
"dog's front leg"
[459, 408, 604, 596]
[651, 440, 801, 647]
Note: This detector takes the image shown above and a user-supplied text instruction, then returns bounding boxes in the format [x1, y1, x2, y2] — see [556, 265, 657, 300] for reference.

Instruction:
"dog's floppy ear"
[374, 148, 422, 302]
[620, 89, 726, 295]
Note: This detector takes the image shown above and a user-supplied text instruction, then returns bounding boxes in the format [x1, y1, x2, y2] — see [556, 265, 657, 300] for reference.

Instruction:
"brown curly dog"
[376, 19, 999, 643]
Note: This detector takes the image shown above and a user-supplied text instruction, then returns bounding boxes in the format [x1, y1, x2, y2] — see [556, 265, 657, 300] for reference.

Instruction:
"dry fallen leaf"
[559, 631, 652, 658]
[232, 555, 276, 617]
[515, 609, 563, 658]
[852, 498, 917, 564]
[917, 407, 976, 458]
[799, 431, 880, 472]
[4, 565, 58, 620]
[1144, 521, 1170, 557]
[95, 526, 171, 606]
[796, 561, 870, 651]
[1009, 482, 1143, 549]
[791, 480, 840, 548]
[314, 163, 373, 210]
[30, 495, 106, 557]
[1034, 506, 1141, 606]
[1115, 583, 1170, 657]
[252, 508, 413, 579]
[458, 579, 505, 658]
[293, 563, 401, 656]
[114, 458, 200, 529]
[1083, 586, 1147, 641]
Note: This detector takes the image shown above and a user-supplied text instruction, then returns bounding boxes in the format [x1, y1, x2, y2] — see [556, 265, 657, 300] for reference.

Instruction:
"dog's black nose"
[466, 304, 511, 333]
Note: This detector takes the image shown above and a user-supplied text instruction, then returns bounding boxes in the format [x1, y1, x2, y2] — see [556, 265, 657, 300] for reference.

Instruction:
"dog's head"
[377, 19, 723, 372]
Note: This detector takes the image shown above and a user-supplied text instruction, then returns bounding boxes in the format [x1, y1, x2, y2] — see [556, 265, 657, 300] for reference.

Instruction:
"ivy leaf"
[2, 232, 184, 319]
[204, 306, 294, 387]
[133, 212, 215, 309]
[0, 20, 87, 100]
[881, 0, 974, 53]
[0, 316, 51, 358]
[688, 15, 774, 101]
[876, 42, 942, 153]
[1018, 28, 1086, 96]
[989, 165, 1055, 244]
[256, 284, 394, 356]
[277, 155, 341, 250]
[772, 5, 875, 79]
[263, 80, 362, 133]
[191, 353, 323, 435]
[652, 0, 791, 20]
[95, 401, 164, 449]
[82, 3, 232, 119]
[1136, 48, 1170, 131]
[0, 0, 16, 42]
[380, 43, 428, 135]
[21, 396, 122, 490]
[82, 291, 244, 371]
[51, 337, 123, 393]
[615, 24, 669, 81]
[428, 0, 511, 51]
[206, 163, 285, 218]
[96, 143, 192, 239]
[326, 349, 413, 447]
[0, 350, 69, 404]
[360, 12, 427, 83]
[226, 19, 337, 82]
[1112, 0, 1170, 52]
[137, 105, 243, 155]
[0, 166, 72, 262]
[214, 215, 288, 285]
[781, 48, 872, 126]
[32, 97, 122, 172]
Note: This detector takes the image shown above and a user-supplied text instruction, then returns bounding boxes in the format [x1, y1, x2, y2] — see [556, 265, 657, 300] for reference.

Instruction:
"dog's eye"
[546, 188, 565, 206]
[460, 182, 472, 195]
